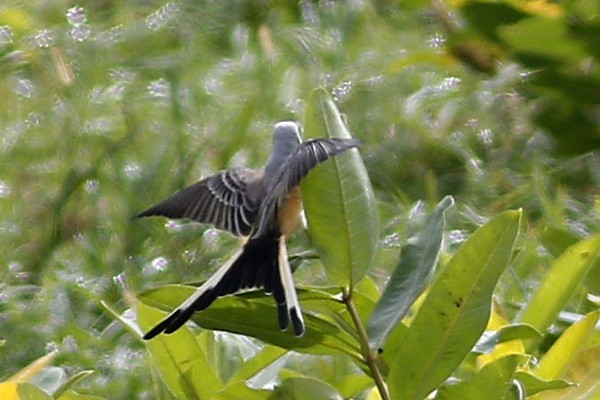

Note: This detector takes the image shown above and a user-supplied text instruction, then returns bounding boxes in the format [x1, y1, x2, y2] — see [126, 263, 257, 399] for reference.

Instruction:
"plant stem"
[342, 288, 390, 400]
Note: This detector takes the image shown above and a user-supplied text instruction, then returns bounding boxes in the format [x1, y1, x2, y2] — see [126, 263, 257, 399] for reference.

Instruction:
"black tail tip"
[142, 326, 162, 340]
[277, 305, 305, 336]
[142, 309, 184, 340]
[133, 209, 151, 220]
[290, 308, 305, 337]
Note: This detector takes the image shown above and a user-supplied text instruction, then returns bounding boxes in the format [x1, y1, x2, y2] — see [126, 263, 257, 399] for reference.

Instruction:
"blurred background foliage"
[0, 0, 599, 398]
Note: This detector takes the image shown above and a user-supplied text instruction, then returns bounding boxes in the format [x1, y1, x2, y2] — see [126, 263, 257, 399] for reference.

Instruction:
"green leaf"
[499, 17, 589, 66]
[545, 346, 600, 399]
[16, 383, 53, 400]
[7, 351, 58, 382]
[460, 2, 529, 43]
[535, 310, 600, 380]
[388, 210, 522, 400]
[514, 371, 572, 396]
[0, 382, 50, 400]
[272, 376, 344, 400]
[138, 286, 362, 359]
[518, 234, 600, 348]
[539, 225, 580, 258]
[367, 196, 454, 350]
[334, 374, 375, 399]
[301, 87, 378, 288]
[473, 324, 542, 354]
[214, 382, 269, 400]
[585, 255, 600, 294]
[349, 278, 378, 330]
[137, 300, 223, 400]
[436, 354, 525, 400]
[224, 345, 287, 385]
[52, 370, 94, 399]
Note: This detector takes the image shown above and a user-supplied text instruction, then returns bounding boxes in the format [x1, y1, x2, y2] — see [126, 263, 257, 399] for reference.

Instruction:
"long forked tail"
[143, 236, 304, 340]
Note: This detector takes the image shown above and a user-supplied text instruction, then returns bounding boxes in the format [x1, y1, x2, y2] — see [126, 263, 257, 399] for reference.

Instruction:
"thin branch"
[342, 288, 390, 400]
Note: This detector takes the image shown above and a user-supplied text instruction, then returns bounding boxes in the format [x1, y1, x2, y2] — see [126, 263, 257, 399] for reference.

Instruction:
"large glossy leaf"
[137, 301, 223, 400]
[518, 234, 600, 348]
[534, 310, 600, 380]
[367, 196, 453, 350]
[138, 285, 361, 359]
[388, 210, 521, 400]
[301, 87, 378, 288]
[435, 354, 525, 400]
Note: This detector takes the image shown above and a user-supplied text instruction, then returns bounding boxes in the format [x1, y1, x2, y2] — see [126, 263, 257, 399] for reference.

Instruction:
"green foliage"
[302, 88, 379, 288]
[435, 354, 526, 400]
[138, 302, 223, 399]
[454, 0, 600, 154]
[367, 195, 453, 350]
[139, 285, 362, 358]
[1, 0, 600, 399]
[388, 210, 521, 400]
[518, 235, 600, 349]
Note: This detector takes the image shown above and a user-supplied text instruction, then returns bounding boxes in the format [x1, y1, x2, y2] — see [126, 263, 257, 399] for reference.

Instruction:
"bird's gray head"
[264, 121, 302, 176]
[273, 121, 302, 148]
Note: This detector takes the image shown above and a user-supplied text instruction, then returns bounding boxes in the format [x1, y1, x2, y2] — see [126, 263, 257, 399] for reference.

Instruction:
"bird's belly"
[278, 186, 302, 237]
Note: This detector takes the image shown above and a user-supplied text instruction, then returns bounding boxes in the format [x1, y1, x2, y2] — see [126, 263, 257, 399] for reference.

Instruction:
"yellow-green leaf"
[436, 354, 526, 400]
[535, 310, 600, 380]
[367, 196, 453, 350]
[137, 300, 222, 400]
[302, 87, 378, 288]
[518, 234, 600, 348]
[138, 285, 361, 359]
[388, 210, 521, 400]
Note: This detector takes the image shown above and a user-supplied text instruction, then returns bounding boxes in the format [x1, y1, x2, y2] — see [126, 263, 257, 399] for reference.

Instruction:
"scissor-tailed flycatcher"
[138, 121, 361, 339]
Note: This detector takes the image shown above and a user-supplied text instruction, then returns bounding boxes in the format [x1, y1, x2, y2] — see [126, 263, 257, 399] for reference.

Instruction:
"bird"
[137, 121, 362, 339]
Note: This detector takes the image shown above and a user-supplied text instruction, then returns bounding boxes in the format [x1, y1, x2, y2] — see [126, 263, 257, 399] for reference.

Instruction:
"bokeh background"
[1, 0, 599, 398]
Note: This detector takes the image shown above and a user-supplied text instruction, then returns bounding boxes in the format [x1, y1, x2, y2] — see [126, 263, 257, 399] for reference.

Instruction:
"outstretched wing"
[254, 137, 362, 237]
[136, 168, 262, 237]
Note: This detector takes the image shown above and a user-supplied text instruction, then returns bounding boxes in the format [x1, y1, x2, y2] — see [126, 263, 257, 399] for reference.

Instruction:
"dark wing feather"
[253, 138, 362, 237]
[136, 168, 262, 236]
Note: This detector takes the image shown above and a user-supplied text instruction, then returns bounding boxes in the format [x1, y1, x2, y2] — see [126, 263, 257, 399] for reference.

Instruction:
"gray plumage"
[137, 121, 361, 339]
[136, 168, 261, 236]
